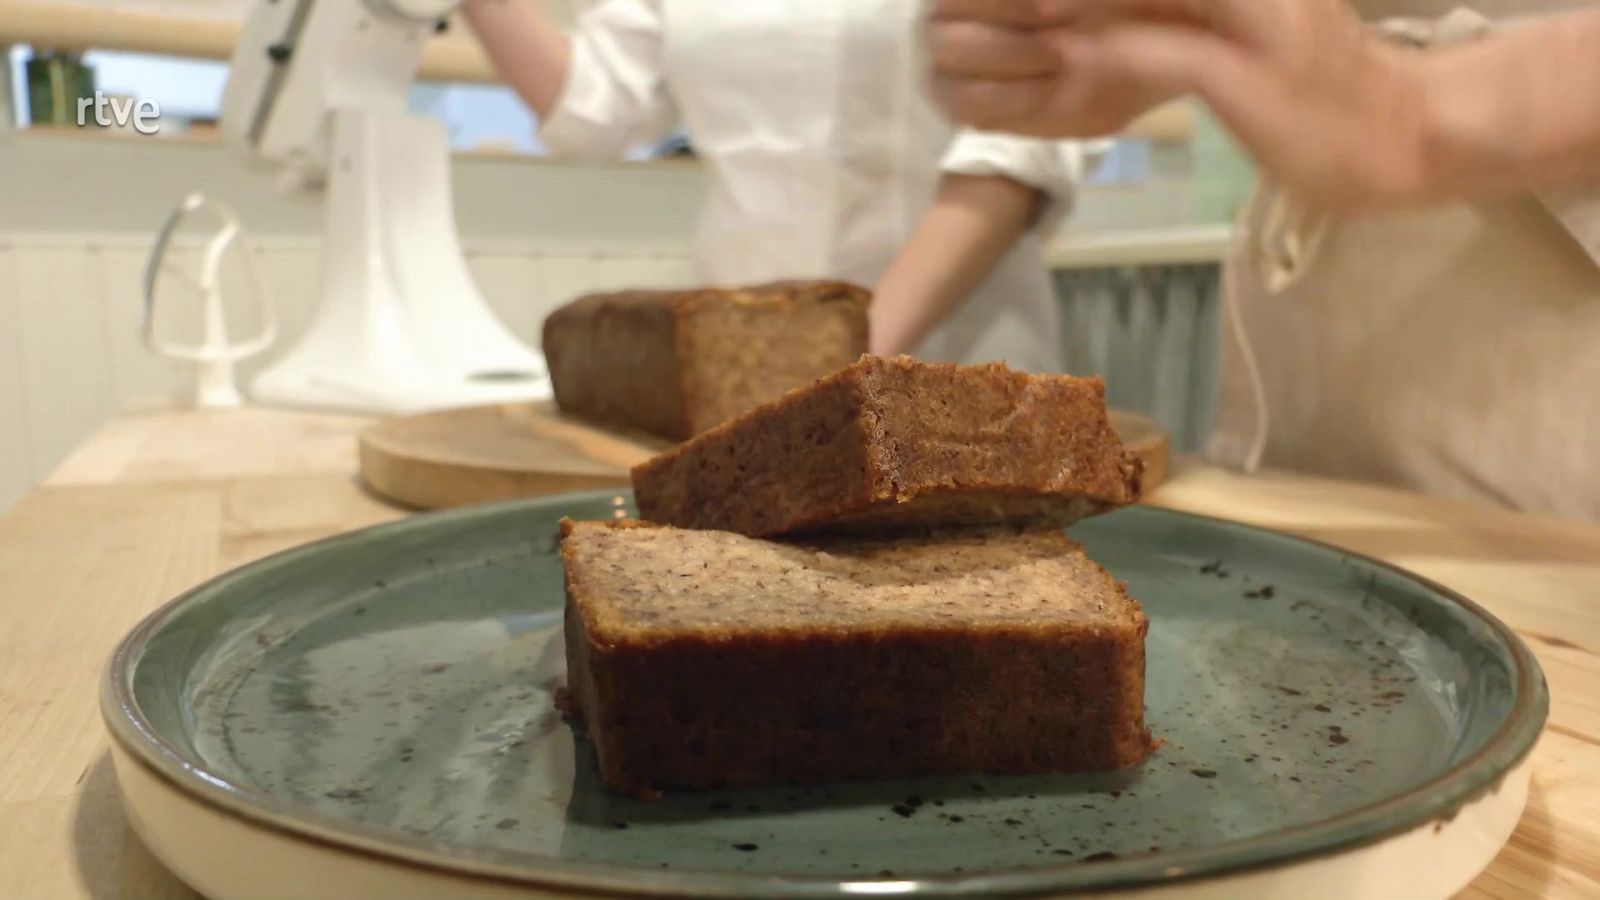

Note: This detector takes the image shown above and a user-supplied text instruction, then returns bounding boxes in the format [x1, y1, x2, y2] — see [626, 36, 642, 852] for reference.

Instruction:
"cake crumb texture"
[632, 355, 1143, 536]
[559, 518, 1153, 796]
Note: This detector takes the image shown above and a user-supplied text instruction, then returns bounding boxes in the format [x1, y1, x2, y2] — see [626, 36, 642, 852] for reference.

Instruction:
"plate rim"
[100, 491, 1550, 897]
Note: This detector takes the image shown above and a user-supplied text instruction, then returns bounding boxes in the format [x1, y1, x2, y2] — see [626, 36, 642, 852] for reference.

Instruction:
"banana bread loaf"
[631, 355, 1142, 537]
[559, 518, 1153, 797]
[541, 281, 870, 441]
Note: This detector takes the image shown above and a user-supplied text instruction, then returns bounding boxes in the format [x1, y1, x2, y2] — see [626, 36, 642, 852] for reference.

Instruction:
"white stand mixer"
[219, 0, 551, 414]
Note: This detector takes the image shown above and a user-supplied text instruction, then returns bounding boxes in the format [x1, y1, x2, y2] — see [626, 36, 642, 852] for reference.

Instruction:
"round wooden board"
[359, 403, 1170, 510]
[1115, 409, 1170, 495]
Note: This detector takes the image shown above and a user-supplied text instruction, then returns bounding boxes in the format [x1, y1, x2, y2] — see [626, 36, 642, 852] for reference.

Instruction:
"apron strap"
[1218, 182, 1332, 473]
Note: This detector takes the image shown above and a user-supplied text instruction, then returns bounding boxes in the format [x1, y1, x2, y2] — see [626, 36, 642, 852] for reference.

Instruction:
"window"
[5, 43, 684, 158]
[1083, 139, 1154, 188]
[7, 45, 226, 134]
[5, 45, 25, 128]
[409, 80, 542, 156]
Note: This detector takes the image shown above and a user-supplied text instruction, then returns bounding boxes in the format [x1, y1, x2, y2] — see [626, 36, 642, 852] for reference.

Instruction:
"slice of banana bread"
[559, 518, 1153, 797]
[631, 355, 1142, 537]
[541, 281, 870, 441]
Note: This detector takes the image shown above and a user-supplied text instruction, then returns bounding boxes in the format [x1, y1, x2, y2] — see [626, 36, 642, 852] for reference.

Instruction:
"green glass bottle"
[25, 51, 96, 129]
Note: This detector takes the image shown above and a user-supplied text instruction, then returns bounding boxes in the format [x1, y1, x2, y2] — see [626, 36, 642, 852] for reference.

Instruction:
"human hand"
[929, 0, 1435, 210]
[928, 0, 1182, 138]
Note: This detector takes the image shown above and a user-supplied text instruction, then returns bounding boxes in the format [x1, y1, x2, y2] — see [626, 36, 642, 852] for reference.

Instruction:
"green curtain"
[1053, 263, 1222, 453]
[25, 53, 95, 128]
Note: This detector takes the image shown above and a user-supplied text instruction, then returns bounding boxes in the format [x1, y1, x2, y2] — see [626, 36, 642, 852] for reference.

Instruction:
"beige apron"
[1208, 8, 1600, 521]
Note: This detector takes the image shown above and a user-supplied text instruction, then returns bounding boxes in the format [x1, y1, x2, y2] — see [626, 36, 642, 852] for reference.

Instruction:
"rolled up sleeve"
[940, 131, 1098, 235]
[539, 0, 679, 161]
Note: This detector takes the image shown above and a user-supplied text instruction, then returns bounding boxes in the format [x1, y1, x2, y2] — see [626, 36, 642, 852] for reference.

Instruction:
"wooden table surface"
[1, 408, 1596, 899]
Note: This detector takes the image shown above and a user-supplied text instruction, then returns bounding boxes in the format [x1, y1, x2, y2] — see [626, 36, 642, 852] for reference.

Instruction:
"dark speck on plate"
[891, 804, 916, 818]
[732, 843, 759, 852]
[611, 821, 629, 830]
[1313, 703, 1332, 712]
[1084, 851, 1119, 862]
[1190, 768, 1218, 779]
[495, 818, 518, 831]
[1003, 817, 1023, 827]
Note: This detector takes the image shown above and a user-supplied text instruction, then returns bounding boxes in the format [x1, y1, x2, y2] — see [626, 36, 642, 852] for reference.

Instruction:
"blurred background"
[0, 0, 1260, 512]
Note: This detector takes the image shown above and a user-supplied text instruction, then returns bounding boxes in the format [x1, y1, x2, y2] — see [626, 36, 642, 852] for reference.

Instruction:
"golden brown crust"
[559, 518, 1153, 796]
[542, 282, 870, 441]
[632, 355, 1143, 537]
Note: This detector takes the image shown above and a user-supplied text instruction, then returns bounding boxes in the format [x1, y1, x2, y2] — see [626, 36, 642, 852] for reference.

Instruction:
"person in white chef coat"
[928, 0, 1600, 521]
[463, 0, 1089, 374]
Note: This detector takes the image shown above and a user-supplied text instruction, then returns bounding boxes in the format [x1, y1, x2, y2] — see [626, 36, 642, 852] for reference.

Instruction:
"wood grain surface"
[356, 402, 1170, 510]
[1, 409, 1594, 899]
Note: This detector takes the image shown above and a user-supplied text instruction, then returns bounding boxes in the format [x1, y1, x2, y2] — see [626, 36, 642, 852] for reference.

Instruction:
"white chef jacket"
[538, 0, 1080, 373]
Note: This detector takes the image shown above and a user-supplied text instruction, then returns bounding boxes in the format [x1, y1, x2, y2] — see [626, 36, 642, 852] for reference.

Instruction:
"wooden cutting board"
[359, 401, 1170, 510]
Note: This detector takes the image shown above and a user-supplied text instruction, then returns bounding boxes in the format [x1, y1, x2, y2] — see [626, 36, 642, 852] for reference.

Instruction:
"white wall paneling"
[0, 231, 695, 511]
[0, 243, 32, 512]
[11, 242, 119, 485]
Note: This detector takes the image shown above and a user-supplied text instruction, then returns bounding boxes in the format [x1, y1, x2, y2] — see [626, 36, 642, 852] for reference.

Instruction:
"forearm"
[870, 174, 1043, 357]
[461, 0, 572, 118]
[1415, 9, 1600, 201]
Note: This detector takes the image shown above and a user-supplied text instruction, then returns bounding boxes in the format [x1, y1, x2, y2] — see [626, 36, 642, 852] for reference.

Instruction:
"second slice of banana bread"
[542, 281, 869, 441]
[631, 355, 1142, 537]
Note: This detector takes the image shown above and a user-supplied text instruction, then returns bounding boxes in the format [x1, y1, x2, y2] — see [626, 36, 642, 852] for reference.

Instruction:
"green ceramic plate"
[103, 491, 1547, 898]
